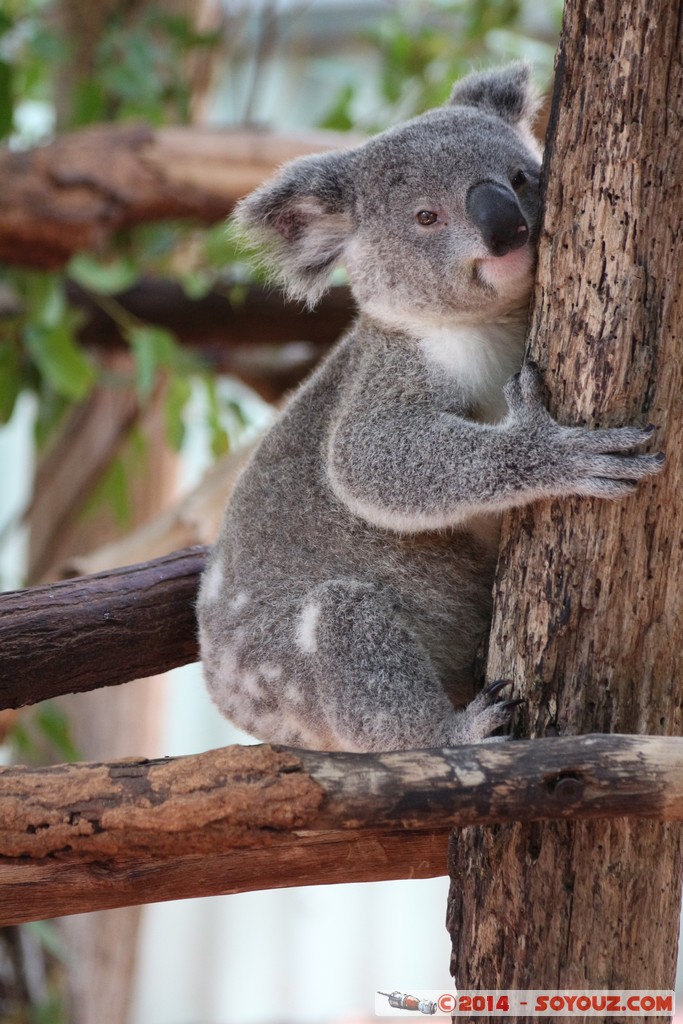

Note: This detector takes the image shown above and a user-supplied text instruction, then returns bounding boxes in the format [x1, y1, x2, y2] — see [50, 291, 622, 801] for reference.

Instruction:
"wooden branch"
[0, 123, 359, 268]
[2, 735, 682, 926]
[70, 280, 354, 359]
[69, 278, 355, 401]
[0, 547, 207, 710]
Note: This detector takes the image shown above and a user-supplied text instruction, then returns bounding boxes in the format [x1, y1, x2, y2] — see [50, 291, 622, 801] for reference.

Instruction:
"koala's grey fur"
[198, 63, 662, 752]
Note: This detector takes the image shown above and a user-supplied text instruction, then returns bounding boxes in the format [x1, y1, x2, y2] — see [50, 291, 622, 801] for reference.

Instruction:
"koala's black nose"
[466, 181, 529, 257]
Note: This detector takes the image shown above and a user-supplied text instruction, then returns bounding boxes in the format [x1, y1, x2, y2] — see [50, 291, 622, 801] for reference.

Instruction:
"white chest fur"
[418, 321, 526, 423]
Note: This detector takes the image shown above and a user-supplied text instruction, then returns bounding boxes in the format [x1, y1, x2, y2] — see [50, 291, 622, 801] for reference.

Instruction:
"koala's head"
[235, 63, 543, 329]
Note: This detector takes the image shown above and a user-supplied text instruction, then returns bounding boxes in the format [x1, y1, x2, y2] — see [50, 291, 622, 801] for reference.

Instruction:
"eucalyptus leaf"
[34, 703, 81, 762]
[0, 60, 13, 139]
[69, 253, 138, 295]
[164, 374, 192, 451]
[24, 323, 96, 402]
[0, 339, 21, 422]
[126, 324, 198, 401]
[24, 920, 71, 964]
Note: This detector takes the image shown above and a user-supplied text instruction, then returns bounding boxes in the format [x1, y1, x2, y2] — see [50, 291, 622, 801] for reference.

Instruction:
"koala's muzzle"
[466, 181, 529, 257]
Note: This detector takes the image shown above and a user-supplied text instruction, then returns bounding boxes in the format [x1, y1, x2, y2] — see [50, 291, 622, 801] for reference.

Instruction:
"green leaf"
[24, 322, 96, 402]
[31, 992, 67, 1024]
[179, 270, 212, 300]
[34, 703, 81, 762]
[126, 324, 179, 400]
[9, 701, 82, 764]
[204, 220, 263, 268]
[126, 323, 201, 401]
[164, 374, 192, 451]
[204, 376, 230, 458]
[318, 83, 356, 131]
[82, 454, 132, 529]
[18, 271, 66, 329]
[71, 78, 107, 126]
[24, 920, 71, 965]
[69, 253, 138, 295]
[0, 338, 21, 423]
[0, 60, 13, 140]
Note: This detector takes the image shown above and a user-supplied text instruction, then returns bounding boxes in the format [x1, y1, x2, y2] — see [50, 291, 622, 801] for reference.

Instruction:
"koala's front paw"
[565, 422, 664, 499]
[452, 680, 523, 745]
[504, 363, 665, 500]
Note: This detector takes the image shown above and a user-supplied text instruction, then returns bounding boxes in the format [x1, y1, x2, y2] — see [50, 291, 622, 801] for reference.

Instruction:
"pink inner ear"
[273, 203, 311, 242]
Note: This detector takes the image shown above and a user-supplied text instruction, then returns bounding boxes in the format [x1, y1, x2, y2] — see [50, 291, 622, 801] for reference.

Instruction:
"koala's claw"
[482, 678, 513, 699]
[453, 682, 522, 744]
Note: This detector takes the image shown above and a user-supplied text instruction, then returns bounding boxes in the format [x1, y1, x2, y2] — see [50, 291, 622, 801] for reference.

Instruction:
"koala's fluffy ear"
[448, 62, 541, 132]
[233, 149, 355, 305]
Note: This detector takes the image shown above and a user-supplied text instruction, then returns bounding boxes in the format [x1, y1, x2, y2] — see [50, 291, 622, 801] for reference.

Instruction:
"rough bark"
[2, 735, 683, 926]
[0, 547, 207, 709]
[0, 123, 357, 268]
[447, 0, 683, 1009]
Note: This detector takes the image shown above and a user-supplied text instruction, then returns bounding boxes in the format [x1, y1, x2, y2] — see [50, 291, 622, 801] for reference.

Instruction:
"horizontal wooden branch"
[2, 734, 682, 925]
[0, 547, 208, 710]
[69, 278, 355, 400]
[0, 123, 358, 268]
[71, 280, 354, 357]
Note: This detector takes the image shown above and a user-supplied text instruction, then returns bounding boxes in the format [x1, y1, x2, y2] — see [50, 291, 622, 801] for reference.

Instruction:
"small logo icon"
[377, 991, 437, 1015]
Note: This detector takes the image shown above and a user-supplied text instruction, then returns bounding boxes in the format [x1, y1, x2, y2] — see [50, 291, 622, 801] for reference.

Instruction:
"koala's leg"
[300, 579, 513, 751]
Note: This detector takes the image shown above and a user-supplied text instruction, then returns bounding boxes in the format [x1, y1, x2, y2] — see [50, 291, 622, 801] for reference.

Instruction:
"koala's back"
[198, 323, 498, 747]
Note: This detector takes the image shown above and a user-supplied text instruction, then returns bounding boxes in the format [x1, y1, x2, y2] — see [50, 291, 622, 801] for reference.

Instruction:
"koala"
[197, 63, 662, 753]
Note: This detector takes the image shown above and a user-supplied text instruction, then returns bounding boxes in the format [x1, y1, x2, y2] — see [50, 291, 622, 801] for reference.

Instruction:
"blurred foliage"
[0, 695, 75, 1023]
[0, 0, 561, 455]
[0, 1, 233, 457]
[8, 701, 81, 765]
[318, 0, 561, 131]
[0, 917, 70, 1024]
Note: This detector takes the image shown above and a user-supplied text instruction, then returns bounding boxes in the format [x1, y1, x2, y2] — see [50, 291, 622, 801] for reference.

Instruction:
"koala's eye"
[416, 210, 439, 226]
[511, 169, 528, 191]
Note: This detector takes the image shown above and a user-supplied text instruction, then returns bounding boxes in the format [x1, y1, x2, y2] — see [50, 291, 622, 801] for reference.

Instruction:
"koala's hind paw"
[452, 680, 523, 745]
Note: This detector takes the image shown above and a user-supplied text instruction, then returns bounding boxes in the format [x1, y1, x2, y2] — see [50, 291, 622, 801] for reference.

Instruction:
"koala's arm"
[326, 362, 663, 533]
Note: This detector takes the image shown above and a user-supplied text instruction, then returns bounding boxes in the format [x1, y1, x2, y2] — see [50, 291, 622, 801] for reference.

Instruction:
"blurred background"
[6, 2, 660, 1023]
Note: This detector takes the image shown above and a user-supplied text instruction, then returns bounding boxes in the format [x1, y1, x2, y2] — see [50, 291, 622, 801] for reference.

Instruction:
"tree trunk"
[447, 0, 683, 1011]
[25, 368, 179, 1024]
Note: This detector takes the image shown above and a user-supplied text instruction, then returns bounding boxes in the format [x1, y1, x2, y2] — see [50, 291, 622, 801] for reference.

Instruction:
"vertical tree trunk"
[27, 364, 176, 1024]
[447, 0, 683, 1011]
